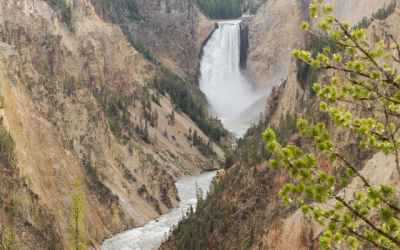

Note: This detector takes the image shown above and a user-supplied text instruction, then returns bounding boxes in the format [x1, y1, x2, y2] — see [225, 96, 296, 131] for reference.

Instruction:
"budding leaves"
[263, 1, 400, 250]
[300, 21, 310, 31]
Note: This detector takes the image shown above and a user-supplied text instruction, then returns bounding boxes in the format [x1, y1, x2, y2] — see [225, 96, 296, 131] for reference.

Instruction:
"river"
[101, 171, 218, 250]
[102, 19, 257, 250]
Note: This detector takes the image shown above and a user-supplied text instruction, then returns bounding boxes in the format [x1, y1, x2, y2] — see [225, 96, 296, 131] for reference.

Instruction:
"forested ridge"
[184, 0, 244, 19]
[183, 0, 268, 19]
[355, 1, 396, 29]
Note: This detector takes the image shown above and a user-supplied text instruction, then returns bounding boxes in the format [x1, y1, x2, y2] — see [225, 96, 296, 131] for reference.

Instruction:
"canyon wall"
[245, 0, 393, 91]
[91, 0, 216, 80]
[0, 0, 223, 248]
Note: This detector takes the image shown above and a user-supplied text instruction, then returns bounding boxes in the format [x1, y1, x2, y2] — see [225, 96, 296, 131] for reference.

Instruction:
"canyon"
[0, 0, 399, 249]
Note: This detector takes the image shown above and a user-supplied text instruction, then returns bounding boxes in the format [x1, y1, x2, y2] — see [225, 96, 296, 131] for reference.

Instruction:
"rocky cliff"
[0, 0, 224, 248]
[245, 0, 393, 90]
[91, 0, 216, 80]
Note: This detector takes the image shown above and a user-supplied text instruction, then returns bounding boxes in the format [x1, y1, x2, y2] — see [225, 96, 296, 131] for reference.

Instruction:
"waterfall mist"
[199, 20, 263, 121]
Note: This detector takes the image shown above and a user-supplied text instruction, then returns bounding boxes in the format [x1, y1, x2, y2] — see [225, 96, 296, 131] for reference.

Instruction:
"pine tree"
[140, 115, 143, 134]
[122, 97, 128, 122]
[143, 120, 149, 143]
[193, 130, 198, 146]
[163, 127, 168, 138]
[154, 109, 158, 126]
[170, 110, 175, 126]
[68, 179, 87, 250]
[0, 95, 6, 109]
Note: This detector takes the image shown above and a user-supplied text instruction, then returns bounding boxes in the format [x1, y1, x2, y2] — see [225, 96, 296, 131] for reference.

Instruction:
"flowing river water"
[101, 171, 218, 250]
[102, 20, 263, 250]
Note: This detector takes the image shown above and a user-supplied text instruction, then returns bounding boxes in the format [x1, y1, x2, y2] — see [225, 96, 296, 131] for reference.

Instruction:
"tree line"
[184, 0, 245, 19]
[354, 1, 396, 29]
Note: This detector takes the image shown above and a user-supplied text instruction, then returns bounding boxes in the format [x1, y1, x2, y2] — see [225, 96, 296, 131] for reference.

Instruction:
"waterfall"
[199, 20, 262, 120]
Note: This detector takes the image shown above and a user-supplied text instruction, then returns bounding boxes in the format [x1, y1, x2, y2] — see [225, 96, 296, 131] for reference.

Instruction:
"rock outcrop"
[91, 0, 216, 80]
[245, 0, 393, 90]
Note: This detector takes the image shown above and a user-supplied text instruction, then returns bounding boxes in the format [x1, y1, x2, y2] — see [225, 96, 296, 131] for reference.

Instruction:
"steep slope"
[0, 0, 224, 248]
[245, 0, 393, 90]
[91, 0, 216, 80]
[162, 3, 400, 249]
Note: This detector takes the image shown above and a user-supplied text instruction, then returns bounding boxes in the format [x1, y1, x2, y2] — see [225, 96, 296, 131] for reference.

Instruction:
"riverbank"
[101, 171, 218, 250]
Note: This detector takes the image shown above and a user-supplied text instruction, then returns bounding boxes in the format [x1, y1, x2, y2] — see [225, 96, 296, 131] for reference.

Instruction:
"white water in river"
[101, 171, 217, 250]
[199, 20, 264, 137]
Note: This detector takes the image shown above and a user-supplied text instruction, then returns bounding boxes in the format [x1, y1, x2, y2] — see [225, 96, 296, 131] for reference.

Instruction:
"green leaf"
[301, 205, 310, 214]
[262, 129, 276, 142]
[323, 230, 333, 238]
[311, 59, 320, 69]
[367, 187, 380, 199]
[282, 195, 292, 204]
[370, 71, 380, 81]
[269, 159, 280, 171]
[303, 153, 316, 168]
[318, 172, 329, 183]
[282, 183, 291, 194]
[312, 83, 321, 92]
[300, 22, 310, 31]
[324, 4, 334, 13]
[380, 185, 394, 199]
[292, 49, 301, 59]
[333, 53, 342, 62]
[333, 233, 343, 243]
[326, 176, 336, 188]
[355, 191, 364, 200]
[342, 22, 351, 31]
[330, 77, 339, 85]
[309, 4, 318, 18]
[319, 237, 330, 248]
[359, 141, 367, 151]
[361, 208, 370, 218]
[323, 46, 331, 55]
[346, 168, 356, 178]
[297, 119, 309, 131]
[379, 208, 393, 223]
[341, 214, 352, 226]
[339, 177, 348, 187]
[347, 236, 358, 247]
[320, 102, 328, 111]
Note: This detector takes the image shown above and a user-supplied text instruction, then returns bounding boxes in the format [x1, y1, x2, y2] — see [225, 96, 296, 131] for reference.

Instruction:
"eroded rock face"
[246, 0, 309, 91]
[246, 0, 393, 90]
[0, 0, 224, 248]
[93, 0, 216, 80]
[330, 0, 395, 24]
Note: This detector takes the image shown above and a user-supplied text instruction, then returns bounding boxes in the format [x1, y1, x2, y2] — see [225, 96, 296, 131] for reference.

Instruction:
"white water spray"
[199, 20, 263, 121]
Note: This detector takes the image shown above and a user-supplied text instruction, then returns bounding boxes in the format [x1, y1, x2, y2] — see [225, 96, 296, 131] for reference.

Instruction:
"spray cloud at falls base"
[199, 20, 265, 136]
